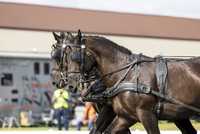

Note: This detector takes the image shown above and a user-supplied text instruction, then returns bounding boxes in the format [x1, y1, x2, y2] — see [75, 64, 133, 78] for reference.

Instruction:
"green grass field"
[132, 121, 200, 130]
[0, 121, 199, 131]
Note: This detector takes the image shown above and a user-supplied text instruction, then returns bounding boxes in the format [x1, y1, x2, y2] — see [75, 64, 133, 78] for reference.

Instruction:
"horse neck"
[86, 38, 132, 86]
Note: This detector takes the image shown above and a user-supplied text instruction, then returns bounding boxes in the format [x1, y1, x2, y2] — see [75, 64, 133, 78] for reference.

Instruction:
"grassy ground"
[132, 121, 200, 130]
[0, 121, 199, 131]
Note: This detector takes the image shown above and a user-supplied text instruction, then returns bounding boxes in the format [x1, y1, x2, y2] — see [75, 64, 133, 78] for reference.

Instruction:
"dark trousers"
[55, 108, 69, 130]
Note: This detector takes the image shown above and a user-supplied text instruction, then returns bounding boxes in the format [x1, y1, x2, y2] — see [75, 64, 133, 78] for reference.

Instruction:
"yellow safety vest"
[53, 88, 69, 109]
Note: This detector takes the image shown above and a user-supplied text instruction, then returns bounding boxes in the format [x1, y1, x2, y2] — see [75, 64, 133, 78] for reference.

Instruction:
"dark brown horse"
[51, 31, 200, 134]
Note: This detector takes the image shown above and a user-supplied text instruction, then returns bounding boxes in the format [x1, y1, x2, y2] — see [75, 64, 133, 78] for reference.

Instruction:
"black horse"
[51, 31, 199, 134]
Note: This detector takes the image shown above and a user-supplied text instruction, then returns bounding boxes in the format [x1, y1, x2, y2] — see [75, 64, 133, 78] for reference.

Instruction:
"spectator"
[52, 80, 69, 130]
[77, 102, 97, 130]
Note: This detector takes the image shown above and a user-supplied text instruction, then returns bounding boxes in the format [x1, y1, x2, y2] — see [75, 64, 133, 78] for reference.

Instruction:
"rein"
[101, 59, 154, 79]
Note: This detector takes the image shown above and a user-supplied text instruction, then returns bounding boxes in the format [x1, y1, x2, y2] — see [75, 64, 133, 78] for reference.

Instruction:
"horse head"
[51, 30, 97, 93]
[51, 31, 76, 89]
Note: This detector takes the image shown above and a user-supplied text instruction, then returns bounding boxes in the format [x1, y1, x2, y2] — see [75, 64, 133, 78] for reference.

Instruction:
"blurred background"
[0, 0, 200, 131]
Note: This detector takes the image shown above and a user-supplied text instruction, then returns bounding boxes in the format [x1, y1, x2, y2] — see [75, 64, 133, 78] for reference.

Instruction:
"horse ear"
[78, 29, 82, 37]
[60, 32, 65, 39]
[53, 32, 60, 42]
[78, 29, 82, 45]
[67, 32, 74, 40]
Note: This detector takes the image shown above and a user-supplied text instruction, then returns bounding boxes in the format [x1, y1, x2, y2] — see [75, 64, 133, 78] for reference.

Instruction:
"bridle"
[51, 33, 93, 88]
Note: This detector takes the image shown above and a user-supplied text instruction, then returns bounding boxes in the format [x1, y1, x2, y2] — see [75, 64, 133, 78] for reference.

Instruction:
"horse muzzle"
[67, 73, 81, 92]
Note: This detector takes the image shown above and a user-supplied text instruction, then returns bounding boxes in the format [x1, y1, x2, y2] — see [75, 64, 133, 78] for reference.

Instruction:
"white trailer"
[0, 52, 54, 126]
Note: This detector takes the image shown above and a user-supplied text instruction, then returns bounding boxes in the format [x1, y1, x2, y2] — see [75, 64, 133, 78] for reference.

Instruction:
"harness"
[82, 55, 153, 101]
[82, 54, 200, 115]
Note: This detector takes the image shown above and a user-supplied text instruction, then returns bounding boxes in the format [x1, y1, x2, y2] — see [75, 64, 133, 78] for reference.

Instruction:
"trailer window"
[12, 89, 18, 94]
[44, 62, 50, 75]
[11, 98, 18, 103]
[34, 62, 40, 74]
[1, 73, 13, 86]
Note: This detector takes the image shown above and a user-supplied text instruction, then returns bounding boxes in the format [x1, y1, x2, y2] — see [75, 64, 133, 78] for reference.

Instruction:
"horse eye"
[66, 46, 72, 50]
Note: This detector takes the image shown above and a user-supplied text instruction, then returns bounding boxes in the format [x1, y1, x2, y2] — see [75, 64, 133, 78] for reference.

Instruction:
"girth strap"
[155, 56, 168, 115]
[156, 56, 168, 97]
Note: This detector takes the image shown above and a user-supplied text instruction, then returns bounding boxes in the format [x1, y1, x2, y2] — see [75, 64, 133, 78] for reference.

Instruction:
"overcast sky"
[1, 0, 200, 19]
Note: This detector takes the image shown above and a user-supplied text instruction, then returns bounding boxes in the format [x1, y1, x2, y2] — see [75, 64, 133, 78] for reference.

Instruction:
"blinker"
[71, 52, 81, 63]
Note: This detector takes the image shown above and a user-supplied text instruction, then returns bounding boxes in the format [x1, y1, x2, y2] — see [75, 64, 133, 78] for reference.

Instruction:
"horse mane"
[83, 36, 132, 55]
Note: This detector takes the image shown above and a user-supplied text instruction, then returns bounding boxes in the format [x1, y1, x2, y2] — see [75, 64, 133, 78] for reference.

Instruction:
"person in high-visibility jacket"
[52, 80, 69, 130]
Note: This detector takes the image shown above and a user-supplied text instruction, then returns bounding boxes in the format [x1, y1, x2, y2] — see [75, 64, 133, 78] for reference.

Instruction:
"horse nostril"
[68, 85, 74, 90]
[52, 81, 56, 85]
